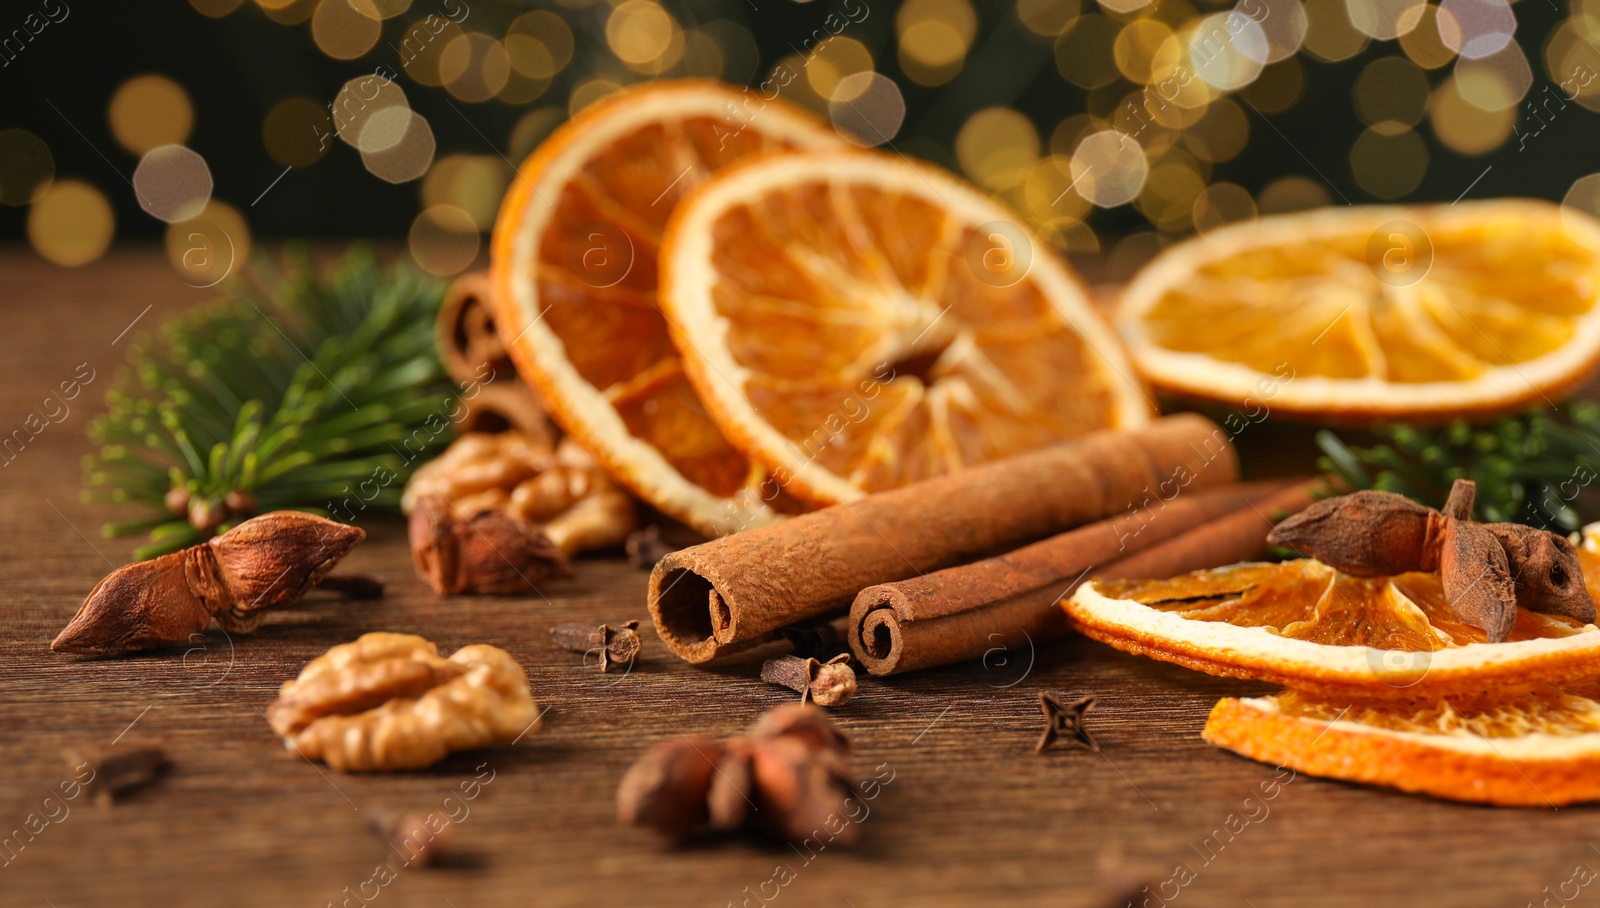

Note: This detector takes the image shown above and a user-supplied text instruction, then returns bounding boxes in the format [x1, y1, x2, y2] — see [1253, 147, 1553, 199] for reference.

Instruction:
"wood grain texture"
[2, 249, 1595, 908]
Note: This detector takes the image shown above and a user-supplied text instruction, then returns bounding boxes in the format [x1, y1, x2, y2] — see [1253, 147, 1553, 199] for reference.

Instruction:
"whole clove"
[367, 810, 455, 869]
[69, 742, 169, 806]
[1036, 692, 1099, 754]
[760, 654, 857, 707]
[1268, 479, 1595, 642]
[551, 620, 642, 672]
[53, 512, 365, 656]
[618, 704, 859, 845]
[625, 525, 678, 570]
[408, 494, 572, 595]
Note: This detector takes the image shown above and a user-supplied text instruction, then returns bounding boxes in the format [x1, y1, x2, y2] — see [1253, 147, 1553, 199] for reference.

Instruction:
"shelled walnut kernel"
[267, 633, 540, 771]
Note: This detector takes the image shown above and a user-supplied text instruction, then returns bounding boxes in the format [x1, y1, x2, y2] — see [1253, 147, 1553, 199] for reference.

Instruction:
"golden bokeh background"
[0, 0, 1585, 279]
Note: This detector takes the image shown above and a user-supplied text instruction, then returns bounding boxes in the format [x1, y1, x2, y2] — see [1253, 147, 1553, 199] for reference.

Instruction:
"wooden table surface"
[2, 248, 1590, 908]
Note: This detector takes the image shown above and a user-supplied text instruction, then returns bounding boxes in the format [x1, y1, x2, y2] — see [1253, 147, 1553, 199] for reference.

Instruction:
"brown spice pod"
[649, 415, 1241, 664]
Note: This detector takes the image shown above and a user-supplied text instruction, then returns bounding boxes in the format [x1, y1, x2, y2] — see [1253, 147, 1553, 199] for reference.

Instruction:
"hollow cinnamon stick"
[849, 479, 1300, 676]
[648, 415, 1240, 664]
[1092, 479, 1322, 583]
[438, 272, 555, 444]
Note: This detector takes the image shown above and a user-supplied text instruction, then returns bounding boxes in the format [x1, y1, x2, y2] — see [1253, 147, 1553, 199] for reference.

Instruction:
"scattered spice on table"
[69, 742, 169, 806]
[618, 704, 859, 844]
[1036, 692, 1099, 754]
[761, 654, 857, 707]
[550, 620, 642, 672]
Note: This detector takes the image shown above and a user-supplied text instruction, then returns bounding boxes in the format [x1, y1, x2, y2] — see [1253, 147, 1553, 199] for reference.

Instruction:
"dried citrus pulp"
[1203, 684, 1600, 806]
[490, 80, 845, 536]
[1066, 525, 1600, 805]
[1065, 557, 1600, 699]
[658, 151, 1151, 504]
[1116, 201, 1600, 420]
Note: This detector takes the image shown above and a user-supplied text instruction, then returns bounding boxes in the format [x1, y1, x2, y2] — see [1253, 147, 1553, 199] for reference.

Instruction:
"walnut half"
[267, 633, 541, 771]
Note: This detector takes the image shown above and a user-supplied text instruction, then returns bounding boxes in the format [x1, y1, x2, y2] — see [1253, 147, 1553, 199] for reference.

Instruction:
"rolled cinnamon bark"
[849, 480, 1300, 676]
[438, 272, 554, 443]
[648, 415, 1240, 663]
[1093, 479, 1321, 582]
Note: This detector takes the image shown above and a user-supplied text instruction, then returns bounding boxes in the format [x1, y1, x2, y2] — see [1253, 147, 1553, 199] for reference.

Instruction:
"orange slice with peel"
[658, 150, 1151, 504]
[1063, 557, 1600, 699]
[1204, 684, 1600, 806]
[489, 80, 846, 536]
[1117, 200, 1600, 421]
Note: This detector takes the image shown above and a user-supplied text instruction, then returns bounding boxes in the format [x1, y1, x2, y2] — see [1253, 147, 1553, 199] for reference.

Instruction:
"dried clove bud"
[760, 654, 857, 707]
[68, 742, 169, 806]
[1267, 479, 1595, 641]
[368, 810, 455, 869]
[551, 620, 642, 672]
[408, 495, 572, 595]
[619, 704, 859, 845]
[625, 525, 677, 570]
[53, 512, 364, 656]
[1036, 692, 1099, 754]
[617, 735, 722, 835]
[780, 623, 843, 660]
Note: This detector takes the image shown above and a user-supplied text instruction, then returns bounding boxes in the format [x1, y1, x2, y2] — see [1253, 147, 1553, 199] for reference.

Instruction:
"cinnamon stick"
[648, 415, 1240, 663]
[438, 272, 554, 444]
[1093, 480, 1322, 584]
[849, 480, 1300, 677]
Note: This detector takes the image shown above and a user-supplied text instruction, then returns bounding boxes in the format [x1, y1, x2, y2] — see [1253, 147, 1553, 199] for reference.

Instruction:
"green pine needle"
[83, 245, 456, 558]
[1315, 401, 1600, 534]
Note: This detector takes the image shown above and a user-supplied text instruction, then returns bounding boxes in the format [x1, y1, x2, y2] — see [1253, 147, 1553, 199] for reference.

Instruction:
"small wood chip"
[67, 742, 169, 806]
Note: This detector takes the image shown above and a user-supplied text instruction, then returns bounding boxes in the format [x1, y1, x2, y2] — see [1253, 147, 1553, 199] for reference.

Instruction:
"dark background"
[0, 0, 1585, 250]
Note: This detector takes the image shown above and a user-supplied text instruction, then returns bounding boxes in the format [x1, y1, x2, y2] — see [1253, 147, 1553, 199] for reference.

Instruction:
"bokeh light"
[133, 145, 214, 223]
[0, 129, 54, 206]
[331, 74, 410, 151]
[109, 75, 194, 155]
[310, 0, 381, 60]
[1071, 129, 1149, 207]
[165, 200, 250, 287]
[607, 1, 684, 74]
[409, 204, 481, 274]
[29, 180, 114, 267]
[829, 73, 907, 146]
[1192, 182, 1257, 231]
[262, 97, 333, 168]
[1056, 15, 1121, 88]
[1018, 0, 1081, 36]
[957, 108, 1041, 191]
[1302, 0, 1369, 62]
[1454, 42, 1531, 111]
[1398, 4, 1456, 68]
[1257, 174, 1332, 212]
[1429, 73, 1515, 153]
[1353, 57, 1429, 127]
[1187, 12, 1268, 90]
[898, 0, 977, 86]
[1247, 0, 1309, 63]
[422, 154, 510, 230]
[807, 37, 874, 100]
[1437, 0, 1515, 60]
[1346, 0, 1426, 40]
[360, 111, 435, 183]
[441, 32, 511, 102]
[1349, 125, 1428, 197]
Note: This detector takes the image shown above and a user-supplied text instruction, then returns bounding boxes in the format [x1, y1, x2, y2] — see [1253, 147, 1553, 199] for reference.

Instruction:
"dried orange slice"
[1064, 557, 1600, 698]
[1117, 201, 1600, 420]
[658, 150, 1151, 504]
[1204, 684, 1600, 806]
[490, 80, 846, 536]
